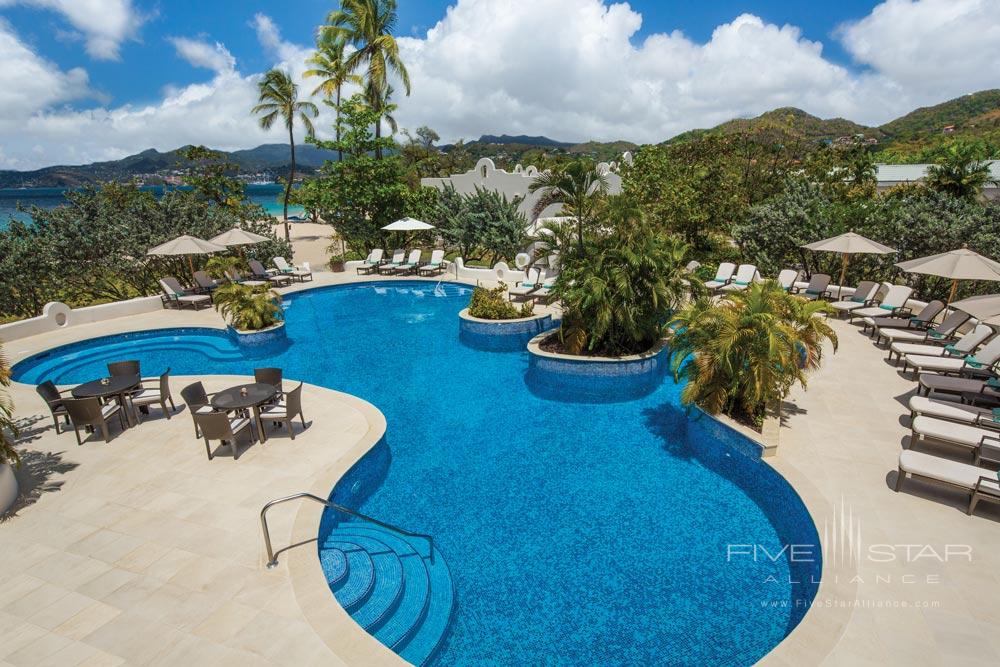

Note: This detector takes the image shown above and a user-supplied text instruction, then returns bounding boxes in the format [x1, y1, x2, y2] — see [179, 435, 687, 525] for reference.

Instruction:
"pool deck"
[2, 272, 1000, 666]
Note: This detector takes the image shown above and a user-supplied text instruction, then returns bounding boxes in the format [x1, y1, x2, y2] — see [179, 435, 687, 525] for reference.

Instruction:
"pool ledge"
[284, 393, 411, 667]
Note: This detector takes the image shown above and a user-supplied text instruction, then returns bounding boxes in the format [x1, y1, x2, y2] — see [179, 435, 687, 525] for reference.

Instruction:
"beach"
[273, 219, 335, 269]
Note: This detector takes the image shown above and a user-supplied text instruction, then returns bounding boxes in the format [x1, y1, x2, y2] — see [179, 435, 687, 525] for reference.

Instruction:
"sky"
[0, 0, 998, 170]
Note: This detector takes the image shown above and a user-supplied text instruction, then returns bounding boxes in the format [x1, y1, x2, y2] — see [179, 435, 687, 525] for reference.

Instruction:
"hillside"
[443, 135, 637, 168]
[0, 143, 339, 188]
[874, 89, 1000, 161]
[665, 107, 883, 147]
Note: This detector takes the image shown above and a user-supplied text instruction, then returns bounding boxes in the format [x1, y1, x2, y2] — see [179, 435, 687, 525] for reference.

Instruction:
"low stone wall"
[458, 308, 555, 352]
[0, 297, 164, 342]
[525, 334, 670, 402]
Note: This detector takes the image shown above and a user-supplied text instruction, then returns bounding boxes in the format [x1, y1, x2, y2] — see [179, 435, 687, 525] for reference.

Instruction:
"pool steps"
[320, 521, 455, 666]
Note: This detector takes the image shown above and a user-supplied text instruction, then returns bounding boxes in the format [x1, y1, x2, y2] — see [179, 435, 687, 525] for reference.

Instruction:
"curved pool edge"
[284, 388, 411, 667]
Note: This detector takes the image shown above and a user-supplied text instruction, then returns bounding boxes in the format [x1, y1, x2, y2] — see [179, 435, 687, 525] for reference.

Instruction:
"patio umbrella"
[896, 247, 1000, 305]
[382, 217, 435, 231]
[949, 294, 1000, 326]
[147, 234, 227, 281]
[209, 227, 269, 260]
[801, 232, 896, 299]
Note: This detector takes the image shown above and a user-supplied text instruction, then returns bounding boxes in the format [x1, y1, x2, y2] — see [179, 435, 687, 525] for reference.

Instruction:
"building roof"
[876, 160, 1000, 185]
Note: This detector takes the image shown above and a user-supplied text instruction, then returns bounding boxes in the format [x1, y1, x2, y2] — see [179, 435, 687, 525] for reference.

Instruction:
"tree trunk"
[336, 86, 343, 163]
[284, 125, 295, 242]
[375, 117, 382, 160]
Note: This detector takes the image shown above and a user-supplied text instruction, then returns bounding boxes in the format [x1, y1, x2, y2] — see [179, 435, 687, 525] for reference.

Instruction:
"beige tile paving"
[3, 274, 999, 665]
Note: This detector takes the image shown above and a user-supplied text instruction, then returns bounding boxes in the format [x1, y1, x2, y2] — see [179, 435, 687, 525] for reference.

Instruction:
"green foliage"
[467, 284, 533, 320]
[668, 282, 838, 422]
[435, 186, 527, 264]
[205, 255, 242, 279]
[528, 160, 608, 256]
[0, 182, 290, 320]
[213, 283, 283, 331]
[924, 141, 993, 199]
[553, 198, 696, 356]
[177, 146, 246, 209]
[306, 95, 430, 255]
[0, 344, 19, 468]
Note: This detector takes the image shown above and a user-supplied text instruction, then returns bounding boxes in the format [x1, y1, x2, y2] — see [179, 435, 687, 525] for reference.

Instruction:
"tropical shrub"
[667, 282, 838, 424]
[467, 284, 533, 320]
[552, 198, 696, 356]
[436, 186, 528, 265]
[205, 256, 242, 280]
[213, 284, 283, 331]
[529, 160, 608, 257]
[924, 141, 993, 199]
[0, 344, 19, 468]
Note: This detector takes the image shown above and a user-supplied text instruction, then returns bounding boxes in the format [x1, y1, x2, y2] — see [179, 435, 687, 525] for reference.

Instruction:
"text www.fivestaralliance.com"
[761, 599, 940, 609]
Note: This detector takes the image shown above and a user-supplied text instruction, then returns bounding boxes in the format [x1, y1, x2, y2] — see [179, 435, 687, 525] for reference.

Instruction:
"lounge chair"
[249, 259, 291, 287]
[508, 268, 542, 302]
[193, 271, 220, 294]
[357, 249, 385, 275]
[36, 380, 71, 434]
[908, 395, 994, 425]
[530, 276, 557, 304]
[909, 415, 1000, 464]
[63, 397, 126, 446]
[889, 323, 992, 364]
[393, 250, 422, 276]
[847, 285, 914, 321]
[864, 300, 947, 338]
[159, 277, 211, 310]
[877, 309, 970, 346]
[128, 368, 175, 423]
[194, 411, 253, 461]
[378, 249, 406, 275]
[719, 264, 758, 291]
[704, 263, 736, 291]
[259, 382, 306, 439]
[903, 335, 1000, 376]
[918, 373, 1000, 403]
[895, 450, 1000, 515]
[827, 281, 880, 317]
[226, 269, 267, 289]
[790, 274, 832, 300]
[776, 269, 800, 291]
[180, 381, 217, 438]
[418, 249, 446, 276]
[273, 257, 313, 282]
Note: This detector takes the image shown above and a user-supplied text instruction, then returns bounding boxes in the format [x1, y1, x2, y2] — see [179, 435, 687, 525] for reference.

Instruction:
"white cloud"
[0, 0, 146, 59]
[2, 1, 1000, 170]
[169, 37, 236, 74]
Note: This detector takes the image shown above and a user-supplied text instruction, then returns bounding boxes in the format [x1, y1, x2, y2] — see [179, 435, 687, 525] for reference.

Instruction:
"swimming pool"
[13, 281, 821, 666]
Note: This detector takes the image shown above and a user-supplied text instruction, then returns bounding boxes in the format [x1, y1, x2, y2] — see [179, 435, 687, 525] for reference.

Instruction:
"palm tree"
[304, 38, 362, 162]
[213, 283, 283, 331]
[251, 69, 319, 241]
[667, 282, 838, 423]
[925, 141, 992, 199]
[364, 82, 399, 157]
[323, 0, 410, 156]
[529, 160, 609, 257]
[0, 344, 20, 469]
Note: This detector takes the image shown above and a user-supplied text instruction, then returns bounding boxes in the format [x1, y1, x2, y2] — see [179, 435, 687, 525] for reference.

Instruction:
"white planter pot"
[0, 463, 18, 515]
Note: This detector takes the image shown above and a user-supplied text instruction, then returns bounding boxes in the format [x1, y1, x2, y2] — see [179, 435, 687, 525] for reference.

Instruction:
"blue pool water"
[13, 281, 821, 666]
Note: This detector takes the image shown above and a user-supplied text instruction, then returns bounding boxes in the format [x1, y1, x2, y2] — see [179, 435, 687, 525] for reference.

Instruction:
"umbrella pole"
[947, 279, 958, 306]
[188, 255, 196, 283]
[838, 254, 849, 300]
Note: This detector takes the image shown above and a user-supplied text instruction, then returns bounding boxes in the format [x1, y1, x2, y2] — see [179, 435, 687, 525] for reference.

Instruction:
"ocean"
[0, 184, 305, 229]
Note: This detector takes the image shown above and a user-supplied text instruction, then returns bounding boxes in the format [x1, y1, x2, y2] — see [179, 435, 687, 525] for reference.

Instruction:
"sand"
[272, 220, 336, 270]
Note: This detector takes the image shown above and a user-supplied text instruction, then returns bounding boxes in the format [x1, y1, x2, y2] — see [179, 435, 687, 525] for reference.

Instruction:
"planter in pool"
[0, 463, 18, 515]
[226, 321, 290, 358]
[458, 308, 555, 352]
[525, 333, 669, 402]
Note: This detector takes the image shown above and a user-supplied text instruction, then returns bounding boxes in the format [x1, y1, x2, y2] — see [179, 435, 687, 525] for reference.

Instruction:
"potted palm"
[459, 283, 552, 351]
[1, 344, 20, 515]
[213, 283, 287, 353]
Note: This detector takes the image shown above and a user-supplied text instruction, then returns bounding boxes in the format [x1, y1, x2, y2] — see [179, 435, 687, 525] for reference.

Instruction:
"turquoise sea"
[0, 183, 304, 229]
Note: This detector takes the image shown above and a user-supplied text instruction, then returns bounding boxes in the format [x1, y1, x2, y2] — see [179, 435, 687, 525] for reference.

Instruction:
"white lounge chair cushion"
[851, 305, 902, 318]
[909, 396, 991, 424]
[829, 300, 867, 312]
[880, 328, 936, 343]
[719, 282, 751, 291]
[912, 415, 1000, 448]
[704, 280, 727, 289]
[903, 354, 968, 373]
[891, 342, 950, 358]
[899, 450, 1000, 494]
[241, 280, 267, 287]
[178, 294, 210, 303]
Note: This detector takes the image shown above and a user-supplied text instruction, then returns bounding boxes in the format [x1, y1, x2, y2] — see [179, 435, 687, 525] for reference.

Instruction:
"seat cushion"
[891, 342, 948, 357]
[909, 396, 990, 424]
[100, 403, 120, 418]
[905, 355, 966, 372]
[131, 388, 162, 404]
[260, 405, 288, 418]
[900, 450, 1000, 494]
[912, 415, 999, 448]
[229, 417, 251, 433]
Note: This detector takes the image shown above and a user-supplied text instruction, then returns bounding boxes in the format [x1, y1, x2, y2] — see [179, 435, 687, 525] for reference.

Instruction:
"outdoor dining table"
[72, 374, 141, 427]
[210, 382, 278, 443]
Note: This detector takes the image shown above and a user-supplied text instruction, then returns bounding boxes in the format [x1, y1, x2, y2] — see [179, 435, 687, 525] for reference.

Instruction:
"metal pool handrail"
[260, 492, 435, 569]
